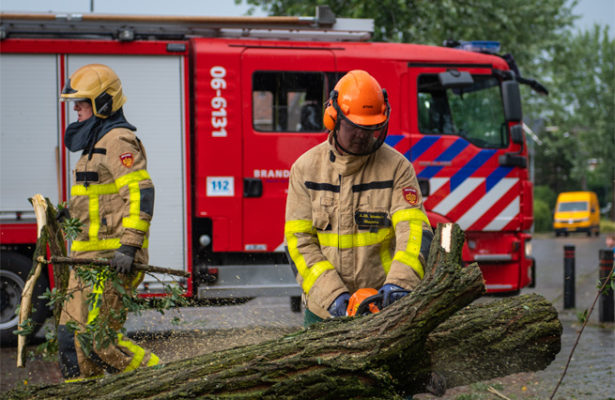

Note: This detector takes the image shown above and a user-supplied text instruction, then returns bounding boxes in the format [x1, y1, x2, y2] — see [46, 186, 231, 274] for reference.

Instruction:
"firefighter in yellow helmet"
[58, 64, 159, 380]
[284, 70, 433, 326]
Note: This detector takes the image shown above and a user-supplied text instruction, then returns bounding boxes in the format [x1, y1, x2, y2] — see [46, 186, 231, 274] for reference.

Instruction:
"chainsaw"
[346, 287, 409, 316]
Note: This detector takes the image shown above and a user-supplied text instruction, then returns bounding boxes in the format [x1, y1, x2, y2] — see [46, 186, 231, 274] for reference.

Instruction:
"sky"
[0, 0, 613, 34]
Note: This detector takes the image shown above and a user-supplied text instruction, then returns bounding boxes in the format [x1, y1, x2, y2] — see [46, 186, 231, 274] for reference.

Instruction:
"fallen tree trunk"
[3, 224, 561, 399]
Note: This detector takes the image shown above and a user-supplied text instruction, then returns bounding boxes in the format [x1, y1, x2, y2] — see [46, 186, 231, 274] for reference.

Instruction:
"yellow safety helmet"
[323, 70, 390, 155]
[60, 64, 126, 119]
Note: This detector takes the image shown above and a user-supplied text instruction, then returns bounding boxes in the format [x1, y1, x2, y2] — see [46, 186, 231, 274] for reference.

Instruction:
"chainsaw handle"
[381, 288, 410, 308]
[355, 293, 383, 315]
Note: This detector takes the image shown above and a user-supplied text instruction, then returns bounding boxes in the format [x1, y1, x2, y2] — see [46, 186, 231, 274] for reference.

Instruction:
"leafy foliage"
[35, 264, 188, 357]
[533, 198, 553, 232]
[531, 25, 615, 209]
[17, 201, 188, 360]
[239, 0, 575, 67]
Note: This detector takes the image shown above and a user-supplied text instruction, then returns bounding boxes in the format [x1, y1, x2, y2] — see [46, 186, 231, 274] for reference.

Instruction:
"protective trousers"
[57, 267, 159, 380]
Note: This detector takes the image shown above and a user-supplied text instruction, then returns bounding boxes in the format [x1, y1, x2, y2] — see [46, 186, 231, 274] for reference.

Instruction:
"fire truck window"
[417, 75, 508, 148]
[252, 71, 329, 133]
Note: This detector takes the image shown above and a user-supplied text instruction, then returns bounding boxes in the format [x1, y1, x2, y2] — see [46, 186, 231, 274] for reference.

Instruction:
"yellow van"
[553, 191, 600, 236]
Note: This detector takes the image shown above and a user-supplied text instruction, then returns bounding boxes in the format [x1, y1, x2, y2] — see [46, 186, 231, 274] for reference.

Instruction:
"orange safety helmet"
[346, 288, 381, 317]
[60, 64, 126, 119]
[323, 70, 390, 155]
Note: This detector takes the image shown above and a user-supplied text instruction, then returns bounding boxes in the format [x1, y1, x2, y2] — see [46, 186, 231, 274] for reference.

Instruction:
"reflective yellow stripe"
[301, 260, 335, 294]
[71, 183, 118, 196]
[316, 228, 393, 248]
[117, 333, 145, 372]
[87, 270, 108, 324]
[390, 208, 429, 279]
[380, 238, 393, 274]
[284, 220, 314, 234]
[72, 238, 121, 252]
[115, 170, 151, 188]
[121, 181, 150, 232]
[71, 236, 148, 252]
[407, 220, 422, 260]
[393, 250, 425, 279]
[392, 208, 430, 229]
[285, 220, 311, 290]
[285, 220, 334, 293]
[390, 218, 425, 279]
[122, 217, 149, 232]
[146, 352, 160, 366]
[89, 195, 100, 245]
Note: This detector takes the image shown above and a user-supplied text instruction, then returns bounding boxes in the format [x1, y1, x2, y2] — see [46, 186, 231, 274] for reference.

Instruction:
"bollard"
[598, 249, 614, 323]
[563, 245, 575, 309]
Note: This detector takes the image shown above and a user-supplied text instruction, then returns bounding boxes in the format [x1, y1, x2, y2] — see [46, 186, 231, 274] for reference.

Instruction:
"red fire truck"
[0, 7, 540, 343]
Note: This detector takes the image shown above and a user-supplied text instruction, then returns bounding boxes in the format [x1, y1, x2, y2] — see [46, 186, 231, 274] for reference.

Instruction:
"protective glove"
[110, 245, 138, 274]
[379, 283, 410, 307]
[328, 292, 351, 317]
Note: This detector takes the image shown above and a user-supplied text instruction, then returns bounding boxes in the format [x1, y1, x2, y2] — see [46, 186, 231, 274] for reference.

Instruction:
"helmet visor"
[59, 97, 90, 103]
[333, 99, 390, 156]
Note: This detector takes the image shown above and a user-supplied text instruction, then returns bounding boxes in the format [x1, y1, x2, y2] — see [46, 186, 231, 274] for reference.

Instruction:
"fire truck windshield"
[417, 74, 508, 148]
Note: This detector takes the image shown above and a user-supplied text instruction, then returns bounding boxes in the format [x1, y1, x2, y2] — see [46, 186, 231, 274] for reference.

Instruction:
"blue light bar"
[457, 41, 501, 53]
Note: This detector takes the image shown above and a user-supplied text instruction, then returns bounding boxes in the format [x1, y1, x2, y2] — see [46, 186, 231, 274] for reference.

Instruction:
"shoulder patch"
[403, 187, 419, 205]
[119, 152, 134, 168]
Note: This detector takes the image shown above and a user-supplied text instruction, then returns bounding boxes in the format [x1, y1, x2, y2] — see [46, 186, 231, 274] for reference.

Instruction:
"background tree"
[240, 0, 575, 67]
[531, 25, 615, 215]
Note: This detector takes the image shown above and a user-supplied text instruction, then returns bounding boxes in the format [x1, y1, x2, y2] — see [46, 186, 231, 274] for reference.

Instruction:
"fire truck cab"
[0, 7, 538, 344]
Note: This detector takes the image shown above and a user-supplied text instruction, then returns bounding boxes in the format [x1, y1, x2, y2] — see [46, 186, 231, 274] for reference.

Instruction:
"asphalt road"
[1, 232, 614, 399]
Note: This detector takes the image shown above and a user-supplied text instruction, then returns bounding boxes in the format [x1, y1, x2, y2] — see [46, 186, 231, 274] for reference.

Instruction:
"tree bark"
[3, 223, 561, 400]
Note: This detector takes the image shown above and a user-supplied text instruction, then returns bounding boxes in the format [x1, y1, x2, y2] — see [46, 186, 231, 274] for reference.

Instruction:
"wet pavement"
[1, 233, 614, 399]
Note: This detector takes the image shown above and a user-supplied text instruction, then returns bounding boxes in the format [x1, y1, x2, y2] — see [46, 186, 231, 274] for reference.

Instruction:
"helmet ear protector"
[94, 92, 113, 118]
[324, 88, 391, 156]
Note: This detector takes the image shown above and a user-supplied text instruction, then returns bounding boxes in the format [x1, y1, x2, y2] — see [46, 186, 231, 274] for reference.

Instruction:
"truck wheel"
[290, 296, 302, 313]
[0, 252, 50, 347]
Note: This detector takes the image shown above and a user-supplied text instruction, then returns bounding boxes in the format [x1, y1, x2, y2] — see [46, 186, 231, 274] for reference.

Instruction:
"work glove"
[379, 283, 410, 308]
[110, 245, 138, 274]
[328, 292, 351, 317]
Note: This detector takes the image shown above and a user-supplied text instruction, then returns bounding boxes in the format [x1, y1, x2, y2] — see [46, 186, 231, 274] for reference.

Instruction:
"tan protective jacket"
[285, 136, 432, 318]
[69, 127, 154, 264]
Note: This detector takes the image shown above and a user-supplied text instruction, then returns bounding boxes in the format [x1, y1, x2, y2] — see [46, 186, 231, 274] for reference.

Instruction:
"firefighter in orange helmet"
[285, 70, 433, 326]
[57, 64, 159, 380]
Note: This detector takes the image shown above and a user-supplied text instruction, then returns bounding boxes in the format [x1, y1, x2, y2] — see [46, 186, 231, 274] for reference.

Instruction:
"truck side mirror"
[438, 69, 473, 89]
[502, 80, 522, 121]
[510, 124, 523, 144]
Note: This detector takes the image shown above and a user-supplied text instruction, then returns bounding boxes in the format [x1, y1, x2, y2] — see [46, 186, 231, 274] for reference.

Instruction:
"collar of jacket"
[327, 132, 371, 176]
